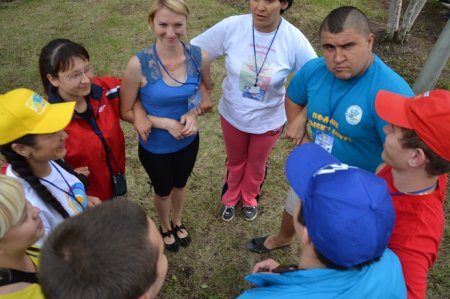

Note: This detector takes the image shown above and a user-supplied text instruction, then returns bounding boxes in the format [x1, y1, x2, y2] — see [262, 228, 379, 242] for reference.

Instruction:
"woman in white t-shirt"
[0, 88, 100, 247]
[191, 0, 317, 221]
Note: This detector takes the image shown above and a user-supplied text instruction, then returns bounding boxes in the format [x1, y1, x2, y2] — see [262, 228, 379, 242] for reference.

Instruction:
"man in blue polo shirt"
[247, 6, 413, 253]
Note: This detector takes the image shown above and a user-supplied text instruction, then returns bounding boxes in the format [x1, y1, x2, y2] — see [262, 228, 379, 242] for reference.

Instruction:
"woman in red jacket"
[39, 39, 126, 201]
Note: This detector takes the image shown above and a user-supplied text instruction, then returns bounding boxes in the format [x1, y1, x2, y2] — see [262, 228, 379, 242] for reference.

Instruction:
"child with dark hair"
[375, 89, 450, 299]
[0, 88, 99, 247]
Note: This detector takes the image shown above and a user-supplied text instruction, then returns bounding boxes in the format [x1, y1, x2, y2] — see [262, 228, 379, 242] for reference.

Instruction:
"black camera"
[112, 173, 127, 197]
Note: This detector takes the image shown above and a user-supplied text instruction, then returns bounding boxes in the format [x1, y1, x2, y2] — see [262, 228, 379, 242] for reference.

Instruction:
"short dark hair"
[400, 128, 450, 176]
[297, 204, 379, 270]
[280, 0, 293, 14]
[39, 200, 159, 299]
[39, 38, 90, 95]
[319, 6, 371, 37]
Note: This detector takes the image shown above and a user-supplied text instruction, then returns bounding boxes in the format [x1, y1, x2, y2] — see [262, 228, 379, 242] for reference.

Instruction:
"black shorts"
[138, 134, 199, 197]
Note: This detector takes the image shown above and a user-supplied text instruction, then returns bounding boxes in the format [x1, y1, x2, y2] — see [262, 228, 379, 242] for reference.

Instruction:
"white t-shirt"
[7, 161, 87, 247]
[191, 14, 317, 133]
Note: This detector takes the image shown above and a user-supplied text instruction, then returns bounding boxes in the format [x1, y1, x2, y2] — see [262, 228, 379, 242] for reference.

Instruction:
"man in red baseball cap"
[375, 89, 450, 299]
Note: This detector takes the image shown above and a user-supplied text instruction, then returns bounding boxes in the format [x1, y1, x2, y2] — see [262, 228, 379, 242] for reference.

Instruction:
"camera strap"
[79, 98, 124, 179]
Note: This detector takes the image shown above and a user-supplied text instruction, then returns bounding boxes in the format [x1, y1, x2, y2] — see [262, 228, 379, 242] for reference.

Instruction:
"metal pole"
[413, 20, 450, 93]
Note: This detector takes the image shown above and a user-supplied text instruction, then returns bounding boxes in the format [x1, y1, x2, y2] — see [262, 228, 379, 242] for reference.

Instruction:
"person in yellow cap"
[0, 175, 45, 299]
[0, 88, 100, 248]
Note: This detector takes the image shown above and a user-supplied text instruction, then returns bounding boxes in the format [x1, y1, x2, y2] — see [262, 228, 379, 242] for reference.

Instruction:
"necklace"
[390, 182, 437, 196]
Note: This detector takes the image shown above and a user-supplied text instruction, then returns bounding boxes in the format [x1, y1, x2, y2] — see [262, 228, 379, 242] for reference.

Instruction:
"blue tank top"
[137, 42, 201, 154]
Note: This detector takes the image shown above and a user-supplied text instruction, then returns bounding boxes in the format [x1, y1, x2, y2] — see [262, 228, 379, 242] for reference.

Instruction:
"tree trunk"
[397, 0, 427, 43]
[386, 0, 403, 40]
[413, 20, 450, 93]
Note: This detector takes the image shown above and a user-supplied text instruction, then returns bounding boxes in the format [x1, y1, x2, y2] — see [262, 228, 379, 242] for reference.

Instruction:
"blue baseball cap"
[286, 143, 395, 268]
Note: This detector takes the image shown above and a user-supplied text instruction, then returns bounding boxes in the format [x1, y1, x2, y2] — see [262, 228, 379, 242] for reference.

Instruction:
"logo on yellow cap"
[25, 93, 48, 115]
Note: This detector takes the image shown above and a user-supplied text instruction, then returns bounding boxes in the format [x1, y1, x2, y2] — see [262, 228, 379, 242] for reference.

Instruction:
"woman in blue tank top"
[120, 0, 211, 253]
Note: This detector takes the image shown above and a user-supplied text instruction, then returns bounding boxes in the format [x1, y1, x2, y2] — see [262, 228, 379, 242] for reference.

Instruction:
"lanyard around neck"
[252, 18, 282, 87]
[39, 161, 76, 200]
[324, 76, 361, 131]
[154, 41, 200, 87]
[390, 182, 437, 196]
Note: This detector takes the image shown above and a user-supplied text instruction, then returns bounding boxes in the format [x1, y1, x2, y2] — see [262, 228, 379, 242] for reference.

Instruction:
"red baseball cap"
[375, 89, 450, 161]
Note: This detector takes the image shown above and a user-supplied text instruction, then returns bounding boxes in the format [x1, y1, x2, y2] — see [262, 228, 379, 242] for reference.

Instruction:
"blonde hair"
[0, 175, 26, 239]
[147, 0, 190, 28]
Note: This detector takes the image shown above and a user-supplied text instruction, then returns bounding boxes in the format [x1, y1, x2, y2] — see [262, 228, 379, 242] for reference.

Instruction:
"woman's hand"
[284, 117, 307, 145]
[165, 119, 185, 140]
[284, 107, 309, 145]
[180, 112, 198, 137]
[134, 117, 153, 143]
[251, 259, 281, 274]
[132, 100, 152, 143]
[87, 196, 102, 208]
[74, 166, 90, 177]
[196, 92, 213, 116]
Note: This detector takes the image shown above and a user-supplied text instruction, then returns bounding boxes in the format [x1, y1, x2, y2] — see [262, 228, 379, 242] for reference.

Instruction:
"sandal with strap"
[171, 222, 191, 247]
[160, 227, 179, 252]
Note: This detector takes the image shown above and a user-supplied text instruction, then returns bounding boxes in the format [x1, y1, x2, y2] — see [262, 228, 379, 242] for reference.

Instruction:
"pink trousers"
[220, 116, 282, 207]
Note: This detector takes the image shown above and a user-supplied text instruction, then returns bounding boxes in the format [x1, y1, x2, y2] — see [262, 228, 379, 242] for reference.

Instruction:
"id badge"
[314, 131, 334, 153]
[242, 85, 265, 101]
[250, 86, 260, 94]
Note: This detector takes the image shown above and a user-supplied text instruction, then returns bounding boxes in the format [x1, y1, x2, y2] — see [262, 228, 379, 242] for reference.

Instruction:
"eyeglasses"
[62, 65, 94, 82]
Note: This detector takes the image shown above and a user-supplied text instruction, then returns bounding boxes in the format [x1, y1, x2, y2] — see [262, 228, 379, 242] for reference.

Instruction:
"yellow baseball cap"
[0, 88, 75, 145]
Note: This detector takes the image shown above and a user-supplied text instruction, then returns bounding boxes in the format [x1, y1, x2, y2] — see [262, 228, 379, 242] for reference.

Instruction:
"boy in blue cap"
[239, 143, 406, 299]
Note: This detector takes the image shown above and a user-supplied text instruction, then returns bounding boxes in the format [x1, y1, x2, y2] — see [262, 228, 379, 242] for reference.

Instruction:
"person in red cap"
[375, 89, 450, 299]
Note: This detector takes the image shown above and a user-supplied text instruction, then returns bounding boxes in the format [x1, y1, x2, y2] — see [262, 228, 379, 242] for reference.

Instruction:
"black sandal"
[160, 227, 179, 252]
[171, 222, 191, 247]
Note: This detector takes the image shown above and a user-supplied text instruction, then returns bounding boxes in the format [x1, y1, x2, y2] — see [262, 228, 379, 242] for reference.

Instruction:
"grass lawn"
[0, 0, 448, 298]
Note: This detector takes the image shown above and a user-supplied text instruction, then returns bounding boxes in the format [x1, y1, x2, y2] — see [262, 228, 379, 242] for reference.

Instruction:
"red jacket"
[48, 77, 125, 200]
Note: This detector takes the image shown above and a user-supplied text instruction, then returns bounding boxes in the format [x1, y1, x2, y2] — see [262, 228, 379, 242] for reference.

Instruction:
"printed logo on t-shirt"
[239, 52, 273, 101]
[67, 182, 88, 213]
[345, 105, 363, 125]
